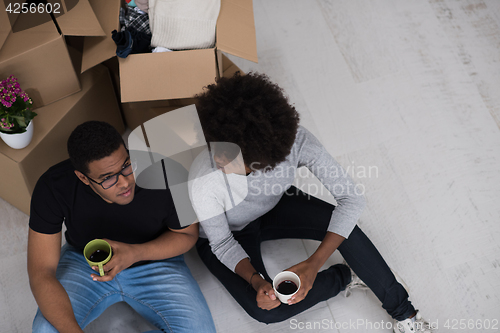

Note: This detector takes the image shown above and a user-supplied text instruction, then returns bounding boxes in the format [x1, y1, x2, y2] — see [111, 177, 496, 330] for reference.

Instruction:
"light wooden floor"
[1, 0, 500, 332]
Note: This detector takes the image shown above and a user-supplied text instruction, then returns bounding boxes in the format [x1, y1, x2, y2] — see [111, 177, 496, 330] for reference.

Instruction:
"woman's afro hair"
[195, 72, 300, 169]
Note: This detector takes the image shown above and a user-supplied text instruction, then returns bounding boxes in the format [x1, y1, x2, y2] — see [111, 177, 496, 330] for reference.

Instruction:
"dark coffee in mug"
[277, 280, 298, 295]
[89, 249, 109, 262]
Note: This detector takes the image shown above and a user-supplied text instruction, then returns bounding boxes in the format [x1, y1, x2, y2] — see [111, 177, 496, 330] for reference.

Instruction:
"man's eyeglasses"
[86, 161, 137, 190]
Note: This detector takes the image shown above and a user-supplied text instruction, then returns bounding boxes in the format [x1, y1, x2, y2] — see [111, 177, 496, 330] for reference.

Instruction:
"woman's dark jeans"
[196, 186, 415, 324]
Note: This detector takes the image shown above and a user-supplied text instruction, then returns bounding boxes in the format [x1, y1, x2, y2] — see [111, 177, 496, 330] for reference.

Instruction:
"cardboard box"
[122, 98, 197, 133]
[0, 0, 105, 108]
[0, 1, 12, 50]
[0, 64, 125, 215]
[82, 0, 257, 103]
[121, 53, 244, 130]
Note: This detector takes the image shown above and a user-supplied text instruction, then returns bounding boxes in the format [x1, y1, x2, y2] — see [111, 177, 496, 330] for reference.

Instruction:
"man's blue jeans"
[196, 186, 416, 324]
[32, 245, 216, 333]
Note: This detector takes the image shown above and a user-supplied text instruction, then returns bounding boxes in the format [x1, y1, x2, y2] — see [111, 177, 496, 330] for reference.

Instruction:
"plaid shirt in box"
[119, 7, 151, 35]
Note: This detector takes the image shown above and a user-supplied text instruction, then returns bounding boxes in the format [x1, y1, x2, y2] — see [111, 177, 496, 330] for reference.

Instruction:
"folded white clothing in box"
[149, 0, 221, 50]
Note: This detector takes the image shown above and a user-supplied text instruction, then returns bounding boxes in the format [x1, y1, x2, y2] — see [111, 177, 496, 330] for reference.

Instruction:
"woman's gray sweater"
[188, 126, 366, 272]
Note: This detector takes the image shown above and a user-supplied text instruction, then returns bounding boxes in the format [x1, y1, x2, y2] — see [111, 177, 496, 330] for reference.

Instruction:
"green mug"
[83, 239, 112, 277]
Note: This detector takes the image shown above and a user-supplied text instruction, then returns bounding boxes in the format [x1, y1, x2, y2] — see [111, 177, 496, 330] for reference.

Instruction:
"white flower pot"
[0, 121, 34, 149]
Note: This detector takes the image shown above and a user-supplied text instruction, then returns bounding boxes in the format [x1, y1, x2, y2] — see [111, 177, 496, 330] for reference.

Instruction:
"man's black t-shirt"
[29, 159, 182, 251]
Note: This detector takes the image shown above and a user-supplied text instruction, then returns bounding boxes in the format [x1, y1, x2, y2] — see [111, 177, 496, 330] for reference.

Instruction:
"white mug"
[272, 271, 301, 304]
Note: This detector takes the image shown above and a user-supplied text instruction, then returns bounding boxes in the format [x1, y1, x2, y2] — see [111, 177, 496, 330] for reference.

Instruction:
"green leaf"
[11, 115, 26, 127]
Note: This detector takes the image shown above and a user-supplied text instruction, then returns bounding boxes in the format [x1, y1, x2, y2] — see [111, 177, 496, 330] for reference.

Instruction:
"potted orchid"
[0, 75, 37, 149]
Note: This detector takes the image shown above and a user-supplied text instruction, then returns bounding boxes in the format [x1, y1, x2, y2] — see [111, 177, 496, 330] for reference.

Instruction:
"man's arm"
[27, 228, 84, 333]
[135, 222, 200, 260]
[92, 223, 199, 282]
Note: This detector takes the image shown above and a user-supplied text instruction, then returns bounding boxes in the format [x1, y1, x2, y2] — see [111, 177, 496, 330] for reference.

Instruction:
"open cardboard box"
[0, 0, 105, 108]
[121, 53, 244, 131]
[0, 1, 13, 50]
[0, 64, 125, 215]
[82, 0, 257, 103]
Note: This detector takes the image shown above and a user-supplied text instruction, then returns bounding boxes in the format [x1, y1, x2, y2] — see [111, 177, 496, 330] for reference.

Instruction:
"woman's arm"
[235, 258, 280, 310]
[286, 126, 366, 304]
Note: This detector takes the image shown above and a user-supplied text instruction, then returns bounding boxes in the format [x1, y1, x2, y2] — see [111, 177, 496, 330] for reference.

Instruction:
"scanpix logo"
[127, 104, 248, 228]
[3, 0, 79, 32]
[127, 105, 365, 228]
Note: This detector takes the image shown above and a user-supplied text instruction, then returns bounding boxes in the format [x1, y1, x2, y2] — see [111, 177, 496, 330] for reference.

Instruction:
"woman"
[188, 72, 433, 333]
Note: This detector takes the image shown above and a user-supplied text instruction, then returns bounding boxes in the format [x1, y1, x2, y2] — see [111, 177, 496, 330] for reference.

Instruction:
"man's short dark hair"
[195, 72, 300, 169]
[67, 121, 125, 174]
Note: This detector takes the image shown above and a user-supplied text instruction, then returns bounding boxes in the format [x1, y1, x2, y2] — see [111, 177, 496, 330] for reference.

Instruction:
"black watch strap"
[249, 271, 265, 287]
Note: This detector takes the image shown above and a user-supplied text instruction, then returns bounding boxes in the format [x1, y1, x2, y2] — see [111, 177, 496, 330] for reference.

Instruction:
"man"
[189, 72, 434, 333]
[28, 121, 216, 333]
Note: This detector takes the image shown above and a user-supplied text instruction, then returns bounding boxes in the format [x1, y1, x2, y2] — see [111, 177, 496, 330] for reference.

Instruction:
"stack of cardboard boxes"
[0, 0, 257, 214]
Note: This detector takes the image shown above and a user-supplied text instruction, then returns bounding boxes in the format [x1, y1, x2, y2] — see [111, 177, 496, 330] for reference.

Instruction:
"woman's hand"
[284, 260, 319, 305]
[252, 277, 281, 310]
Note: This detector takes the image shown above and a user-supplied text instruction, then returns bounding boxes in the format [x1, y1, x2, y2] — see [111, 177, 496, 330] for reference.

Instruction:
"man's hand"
[90, 224, 199, 282]
[91, 239, 138, 282]
[285, 260, 318, 305]
[252, 278, 281, 310]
